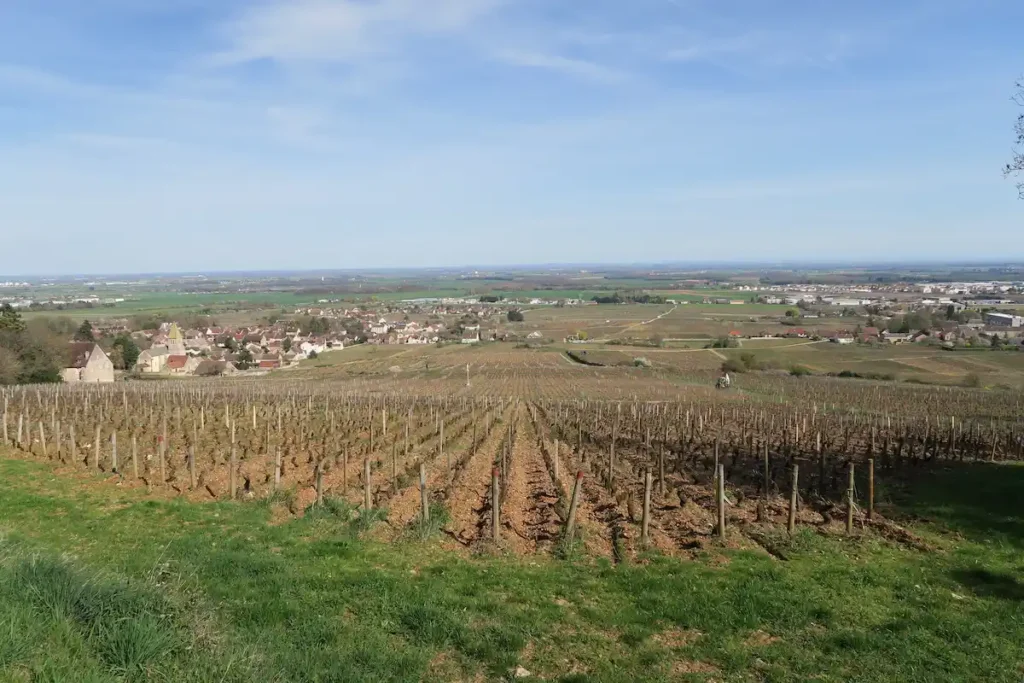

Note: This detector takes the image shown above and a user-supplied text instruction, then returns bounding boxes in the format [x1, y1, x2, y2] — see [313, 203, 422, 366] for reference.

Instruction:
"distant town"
[1, 264, 1022, 384]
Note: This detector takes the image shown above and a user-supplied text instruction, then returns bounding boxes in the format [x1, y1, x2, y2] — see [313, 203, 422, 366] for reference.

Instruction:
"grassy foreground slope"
[0, 454, 1021, 682]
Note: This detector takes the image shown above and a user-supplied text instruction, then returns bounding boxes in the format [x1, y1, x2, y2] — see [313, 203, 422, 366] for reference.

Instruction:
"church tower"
[168, 322, 186, 356]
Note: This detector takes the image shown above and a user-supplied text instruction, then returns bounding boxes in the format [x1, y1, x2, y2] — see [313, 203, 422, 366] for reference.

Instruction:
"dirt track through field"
[498, 405, 562, 553]
[442, 403, 514, 547]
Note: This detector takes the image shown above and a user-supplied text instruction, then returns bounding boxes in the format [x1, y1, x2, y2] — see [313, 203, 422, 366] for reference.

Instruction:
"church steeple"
[168, 322, 185, 356]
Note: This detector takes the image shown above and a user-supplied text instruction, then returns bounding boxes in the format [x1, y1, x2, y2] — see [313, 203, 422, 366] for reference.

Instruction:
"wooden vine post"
[391, 441, 397, 489]
[788, 465, 799, 535]
[131, 435, 138, 479]
[315, 461, 324, 506]
[363, 459, 372, 510]
[230, 445, 237, 500]
[419, 463, 429, 527]
[867, 458, 875, 521]
[491, 468, 501, 541]
[274, 446, 282, 490]
[565, 470, 584, 544]
[846, 462, 855, 534]
[717, 463, 726, 540]
[641, 470, 652, 547]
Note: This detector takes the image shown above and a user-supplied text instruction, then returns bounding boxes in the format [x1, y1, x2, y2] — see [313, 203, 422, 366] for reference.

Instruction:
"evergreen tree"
[74, 320, 95, 342]
[112, 333, 140, 370]
[236, 348, 254, 370]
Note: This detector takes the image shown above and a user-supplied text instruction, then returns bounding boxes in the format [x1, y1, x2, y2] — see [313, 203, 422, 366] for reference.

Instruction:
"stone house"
[136, 345, 170, 373]
[166, 354, 201, 374]
[62, 342, 114, 383]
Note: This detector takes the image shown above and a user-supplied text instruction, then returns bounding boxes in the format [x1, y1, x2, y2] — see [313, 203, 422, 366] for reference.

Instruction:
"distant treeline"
[592, 291, 667, 304]
[20, 301, 116, 311]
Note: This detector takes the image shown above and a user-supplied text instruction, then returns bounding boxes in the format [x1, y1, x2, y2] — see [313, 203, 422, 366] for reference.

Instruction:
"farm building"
[62, 342, 114, 383]
[984, 312, 1023, 328]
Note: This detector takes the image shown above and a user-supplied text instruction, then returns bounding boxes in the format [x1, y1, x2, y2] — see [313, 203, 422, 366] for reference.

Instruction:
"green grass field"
[0, 453, 1021, 682]
[719, 343, 1024, 387]
[19, 290, 322, 320]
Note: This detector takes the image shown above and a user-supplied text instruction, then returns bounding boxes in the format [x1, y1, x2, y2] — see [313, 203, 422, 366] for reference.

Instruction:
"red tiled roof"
[166, 355, 188, 370]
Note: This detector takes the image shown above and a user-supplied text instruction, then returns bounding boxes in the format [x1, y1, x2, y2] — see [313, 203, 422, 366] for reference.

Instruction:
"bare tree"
[0, 347, 21, 385]
[1007, 78, 1024, 198]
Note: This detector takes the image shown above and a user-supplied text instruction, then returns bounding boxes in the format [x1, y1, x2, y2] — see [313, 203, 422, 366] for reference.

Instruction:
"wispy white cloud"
[661, 30, 860, 68]
[493, 50, 631, 84]
[211, 0, 503, 65]
[0, 64, 106, 99]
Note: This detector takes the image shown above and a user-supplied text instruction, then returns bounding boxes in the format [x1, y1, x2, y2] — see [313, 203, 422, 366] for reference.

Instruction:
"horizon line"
[4, 259, 1024, 280]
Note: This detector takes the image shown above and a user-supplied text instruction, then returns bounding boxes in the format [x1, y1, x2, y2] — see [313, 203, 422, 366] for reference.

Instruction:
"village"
[51, 286, 1024, 384]
[4, 271, 1020, 385]
[57, 302, 513, 382]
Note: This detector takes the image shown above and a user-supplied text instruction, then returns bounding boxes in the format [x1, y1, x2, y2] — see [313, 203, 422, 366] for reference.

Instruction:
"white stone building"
[62, 343, 114, 383]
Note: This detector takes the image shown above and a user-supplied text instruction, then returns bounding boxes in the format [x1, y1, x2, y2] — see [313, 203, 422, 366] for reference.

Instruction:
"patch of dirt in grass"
[671, 659, 720, 675]
[652, 628, 703, 648]
[868, 517, 938, 552]
[425, 650, 482, 683]
[294, 485, 317, 513]
[267, 503, 294, 526]
[744, 629, 780, 647]
[704, 551, 733, 567]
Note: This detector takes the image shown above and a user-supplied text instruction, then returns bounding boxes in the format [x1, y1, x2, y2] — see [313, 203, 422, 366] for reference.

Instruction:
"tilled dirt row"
[531, 409, 617, 558]
[298, 404, 484, 512]
[383, 405, 504, 535]
[442, 403, 517, 547]
[497, 405, 562, 554]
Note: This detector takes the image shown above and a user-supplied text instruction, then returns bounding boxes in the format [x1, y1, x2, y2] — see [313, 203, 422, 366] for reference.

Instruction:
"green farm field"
[19, 290, 325, 320]
[719, 343, 1024, 387]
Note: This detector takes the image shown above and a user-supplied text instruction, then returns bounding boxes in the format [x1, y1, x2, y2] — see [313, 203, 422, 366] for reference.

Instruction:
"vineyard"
[3, 377, 1021, 560]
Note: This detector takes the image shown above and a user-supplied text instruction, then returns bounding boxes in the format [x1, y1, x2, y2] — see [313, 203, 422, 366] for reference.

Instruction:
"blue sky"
[0, 0, 1021, 275]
